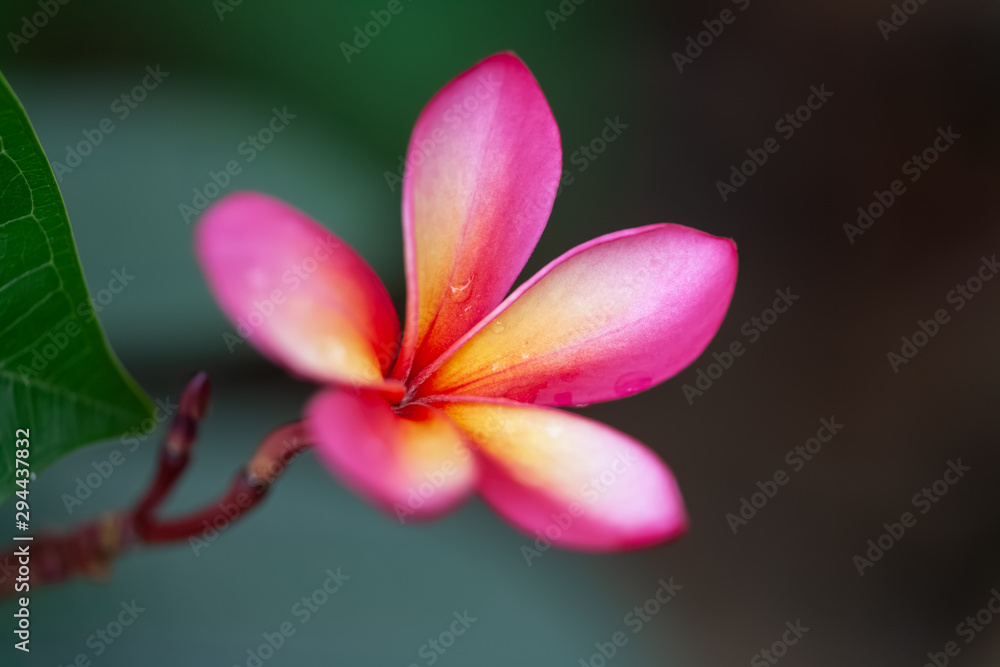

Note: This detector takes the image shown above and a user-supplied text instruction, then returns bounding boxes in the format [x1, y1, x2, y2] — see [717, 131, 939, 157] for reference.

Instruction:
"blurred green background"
[1, 0, 999, 665]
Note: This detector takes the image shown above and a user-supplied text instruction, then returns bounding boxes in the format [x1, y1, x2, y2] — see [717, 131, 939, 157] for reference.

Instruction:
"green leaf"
[0, 69, 153, 502]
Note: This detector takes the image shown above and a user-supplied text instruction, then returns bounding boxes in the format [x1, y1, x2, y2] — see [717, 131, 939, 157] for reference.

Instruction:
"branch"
[0, 374, 312, 599]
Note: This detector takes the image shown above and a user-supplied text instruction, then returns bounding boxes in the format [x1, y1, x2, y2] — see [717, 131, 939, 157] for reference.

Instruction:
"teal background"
[2, 0, 1000, 665]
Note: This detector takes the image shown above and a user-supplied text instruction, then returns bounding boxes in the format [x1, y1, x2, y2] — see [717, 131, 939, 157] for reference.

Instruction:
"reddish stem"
[131, 372, 210, 536]
[248, 421, 311, 486]
[0, 373, 311, 600]
[137, 471, 265, 543]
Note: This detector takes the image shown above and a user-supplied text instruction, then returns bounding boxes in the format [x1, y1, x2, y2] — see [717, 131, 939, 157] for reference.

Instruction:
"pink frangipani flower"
[195, 53, 738, 551]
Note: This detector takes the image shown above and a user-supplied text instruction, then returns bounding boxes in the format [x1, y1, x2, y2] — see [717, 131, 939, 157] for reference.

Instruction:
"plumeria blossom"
[195, 52, 737, 551]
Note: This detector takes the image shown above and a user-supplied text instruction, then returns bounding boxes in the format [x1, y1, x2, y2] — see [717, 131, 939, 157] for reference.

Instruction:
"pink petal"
[307, 389, 478, 522]
[196, 191, 402, 393]
[438, 400, 687, 551]
[414, 224, 738, 406]
[391, 52, 562, 382]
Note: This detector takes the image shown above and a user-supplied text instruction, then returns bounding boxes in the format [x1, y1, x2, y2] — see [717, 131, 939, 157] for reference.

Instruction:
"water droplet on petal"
[448, 275, 474, 303]
[614, 371, 653, 397]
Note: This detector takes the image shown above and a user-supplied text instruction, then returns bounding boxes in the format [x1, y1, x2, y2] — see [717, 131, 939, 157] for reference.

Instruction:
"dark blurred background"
[1, 0, 999, 665]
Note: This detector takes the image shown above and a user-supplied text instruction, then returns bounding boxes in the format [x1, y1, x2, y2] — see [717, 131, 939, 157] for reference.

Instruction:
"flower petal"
[196, 191, 401, 392]
[437, 400, 687, 551]
[415, 224, 738, 406]
[392, 52, 562, 381]
[307, 389, 478, 521]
